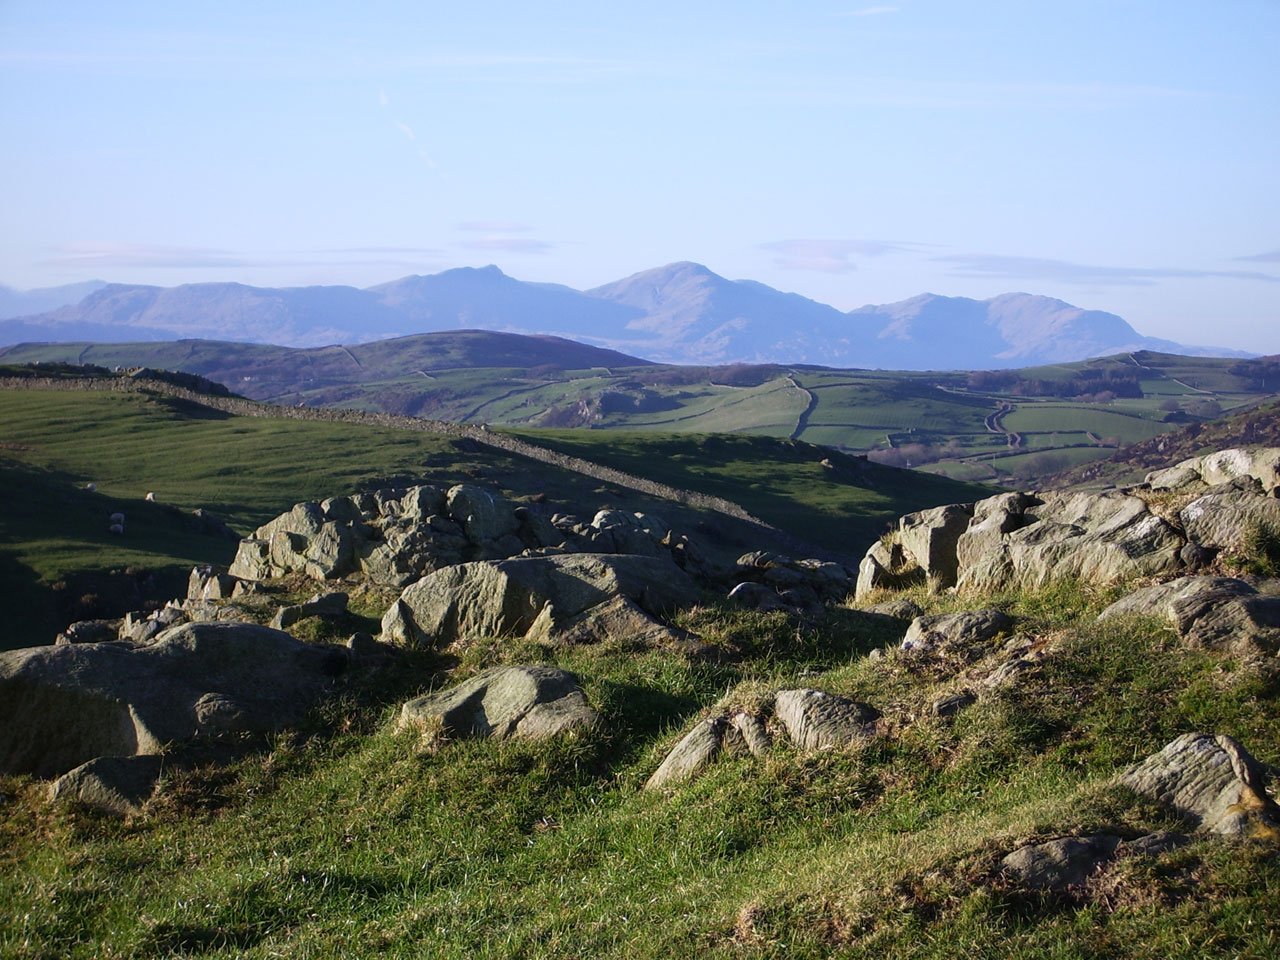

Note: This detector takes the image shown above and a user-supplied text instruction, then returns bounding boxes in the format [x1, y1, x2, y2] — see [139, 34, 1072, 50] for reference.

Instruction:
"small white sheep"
[85, 482, 97, 492]
[109, 512, 126, 525]
[108, 523, 124, 535]
[145, 492, 156, 502]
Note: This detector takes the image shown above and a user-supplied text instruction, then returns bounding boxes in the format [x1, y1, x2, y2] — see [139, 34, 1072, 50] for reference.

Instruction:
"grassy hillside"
[0, 385, 987, 648]
[5, 340, 1274, 487]
[2, 580, 1277, 958]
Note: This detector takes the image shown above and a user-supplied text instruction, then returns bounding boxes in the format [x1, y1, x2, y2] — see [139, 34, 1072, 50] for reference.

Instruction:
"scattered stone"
[399, 666, 598, 742]
[55, 620, 119, 646]
[48, 755, 163, 817]
[270, 591, 349, 630]
[727, 581, 791, 613]
[864, 599, 924, 620]
[1001, 834, 1122, 891]
[187, 565, 238, 601]
[645, 718, 741, 789]
[773, 688, 879, 752]
[932, 691, 977, 717]
[901, 609, 1013, 653]
[1117, 733, 1280, 838]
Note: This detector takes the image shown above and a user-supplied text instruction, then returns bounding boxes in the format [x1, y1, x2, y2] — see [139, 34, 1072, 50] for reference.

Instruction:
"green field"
[4, 345, 1276, 489]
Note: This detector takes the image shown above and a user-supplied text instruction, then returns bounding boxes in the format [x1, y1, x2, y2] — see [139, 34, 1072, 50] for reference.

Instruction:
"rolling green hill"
[2, 338, 1275, 488]
[0, 381, 985, 648]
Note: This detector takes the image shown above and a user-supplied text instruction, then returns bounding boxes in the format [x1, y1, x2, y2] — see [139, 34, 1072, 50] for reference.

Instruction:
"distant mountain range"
[0, 263, 1252, 369]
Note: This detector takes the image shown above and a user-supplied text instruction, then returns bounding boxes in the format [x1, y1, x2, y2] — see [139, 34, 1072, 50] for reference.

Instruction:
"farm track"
[787, 376, 818, 440]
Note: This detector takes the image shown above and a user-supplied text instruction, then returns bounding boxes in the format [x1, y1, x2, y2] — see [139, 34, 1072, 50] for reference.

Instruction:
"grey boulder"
[1098, 576, 1280, 654]
[0, 622, 346, 778]
[48, 755, 163, 817]
[399, 665, 598, 741]
[1116, 732, 1280, 837]
[773, 688, 879, 752]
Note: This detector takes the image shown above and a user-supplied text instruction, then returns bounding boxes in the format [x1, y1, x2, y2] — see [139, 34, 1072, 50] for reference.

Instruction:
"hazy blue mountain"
[0, 263, 1252, 367]
[848, 291, 1248, 369]
[367, 265, 643, 339]
[4, 281, 400, 347]
[584, 261, 851, 363]
[0, 280, 107, 319]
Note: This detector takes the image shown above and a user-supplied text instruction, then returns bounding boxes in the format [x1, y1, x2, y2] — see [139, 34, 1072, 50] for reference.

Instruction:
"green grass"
[2, 580, 1277, 958]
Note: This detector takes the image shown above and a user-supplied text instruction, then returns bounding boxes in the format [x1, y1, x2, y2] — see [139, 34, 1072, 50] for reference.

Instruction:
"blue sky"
[1, 0, 1277, 352]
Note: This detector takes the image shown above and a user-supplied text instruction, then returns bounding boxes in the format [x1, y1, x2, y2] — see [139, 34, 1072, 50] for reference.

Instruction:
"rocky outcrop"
[0, 622, 346, 778]
[1098, 576, 1280, 654]
[857, 488, 1184, 597]
[228, 483, 566, 587]
[380, 553, 699, 650]
[1116, 733, 1280, 838]
[772, 689, 879, 751]
[399, 666, 598, 741]
[1147, 448, 1280, 495]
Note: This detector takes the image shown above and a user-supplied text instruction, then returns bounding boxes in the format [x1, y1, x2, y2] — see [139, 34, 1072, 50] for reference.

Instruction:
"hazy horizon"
[2, 1, 1277, 353]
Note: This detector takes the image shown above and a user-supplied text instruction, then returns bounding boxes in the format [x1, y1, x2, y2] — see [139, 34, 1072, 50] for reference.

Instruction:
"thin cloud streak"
[1236, 250, 1280, 263]
[761, 238, 915, 273]
[456, 221, 534, 233]
[935, 253, 1280, 286]
[458, 237, 553, 254]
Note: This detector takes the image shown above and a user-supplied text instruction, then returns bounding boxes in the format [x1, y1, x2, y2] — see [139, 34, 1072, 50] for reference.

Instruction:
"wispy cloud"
[44, 243, 448, 272]
[1236, 250, 1280, 263]
[46, 243, 251, 269]
[379, 89, 438, 168]
[761, 238, 914, 273]
[840, 6, 899, 16]
[457, 221, 534, 233]
[458, 237, 552, 254]
[935, 253, 1280, 286]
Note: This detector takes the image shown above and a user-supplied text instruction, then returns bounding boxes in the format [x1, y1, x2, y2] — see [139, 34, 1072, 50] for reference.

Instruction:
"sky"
[1, 0, 1277, 352]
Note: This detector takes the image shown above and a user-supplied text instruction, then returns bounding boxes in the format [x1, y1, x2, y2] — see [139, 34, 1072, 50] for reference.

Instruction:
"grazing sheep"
[108, 523, 124, 535]
[145, 492, 156, 502]
[109, 512, 126, 525]
[85, 483, 97, 492]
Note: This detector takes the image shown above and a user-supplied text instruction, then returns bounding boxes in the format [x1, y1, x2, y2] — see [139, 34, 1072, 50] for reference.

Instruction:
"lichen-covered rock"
[0, 622, 346, 778]
[380, 553, 698, 649]
[773, 688, 879, 751]
[48, 755, 163, 816]
[1098, 576, 1280, 654]
[399, 665, 598, 741]
[1116, 733, 1280, 838]
[1146, 448, 1280, 494]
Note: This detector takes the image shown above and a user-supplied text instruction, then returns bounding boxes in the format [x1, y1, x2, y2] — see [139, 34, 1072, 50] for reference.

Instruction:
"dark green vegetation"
[3, 580, 1278, 958]
[511, 429, 977, 552]
[5, 336, 1275, 487]
[0, 386, 983, 648]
